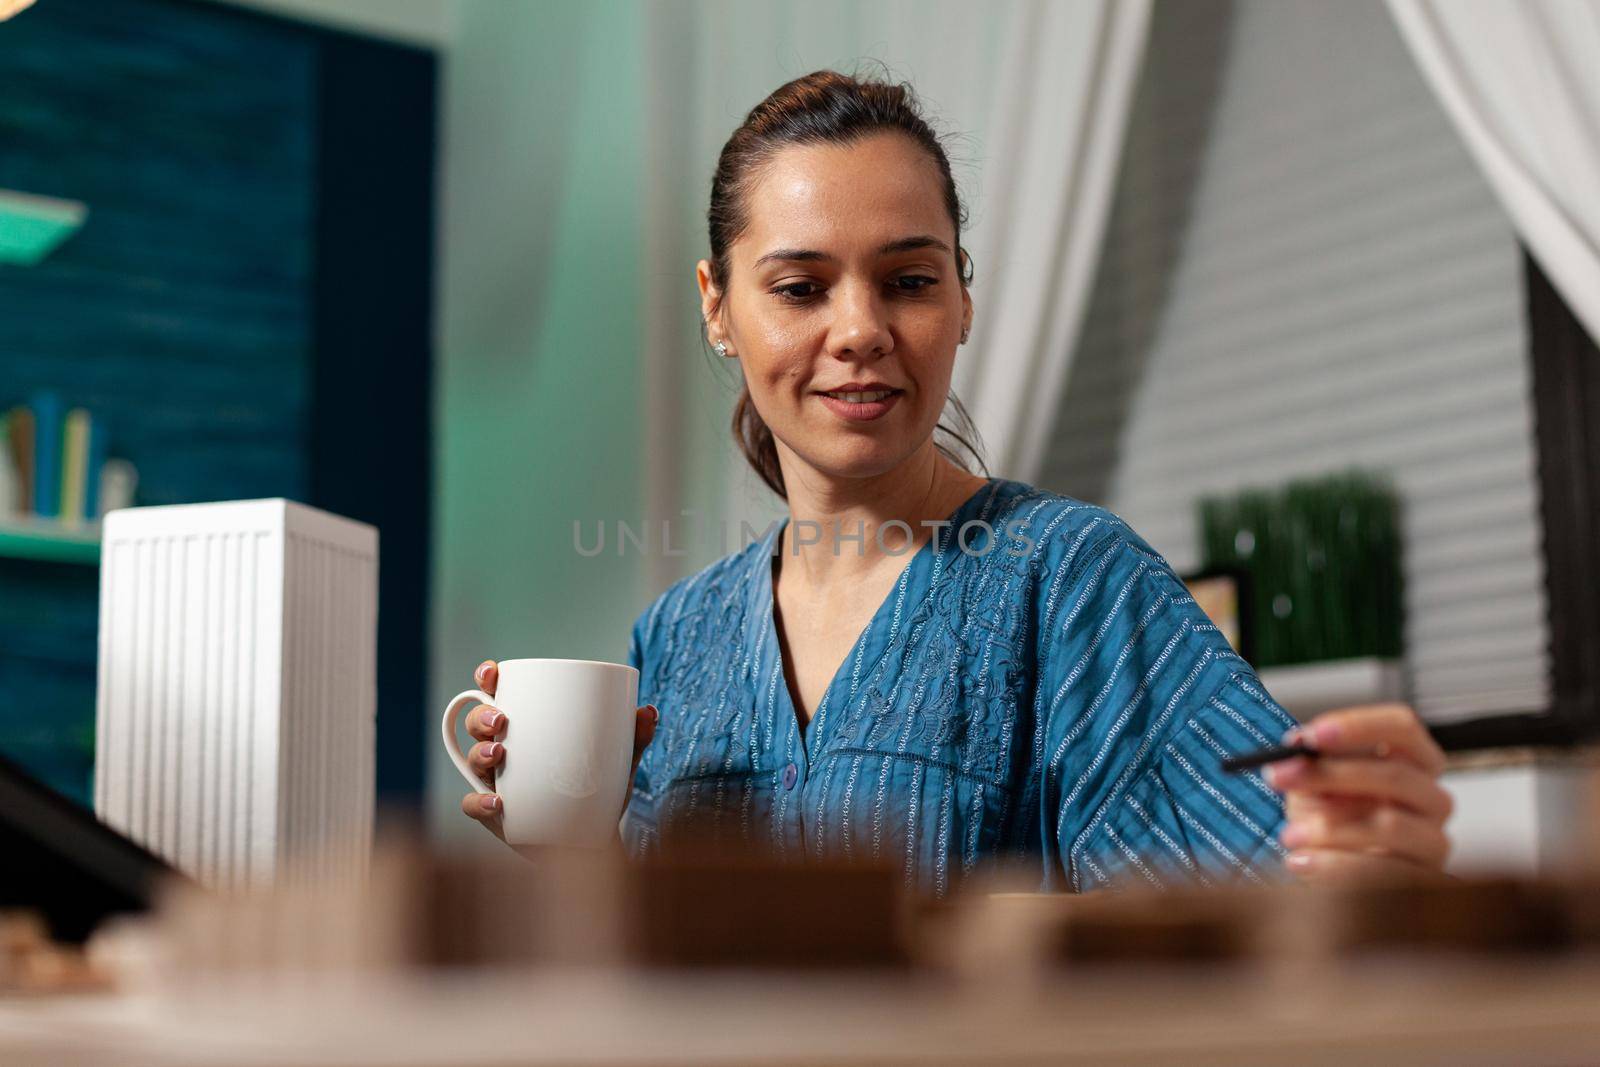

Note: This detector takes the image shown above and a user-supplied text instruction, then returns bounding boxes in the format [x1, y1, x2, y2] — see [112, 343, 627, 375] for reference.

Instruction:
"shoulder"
[978, 479, 1171, 586]
[983, 482, 1237, 681]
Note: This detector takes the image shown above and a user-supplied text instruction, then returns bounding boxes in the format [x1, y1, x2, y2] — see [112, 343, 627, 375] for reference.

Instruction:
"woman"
[462, 70, 1452, 894]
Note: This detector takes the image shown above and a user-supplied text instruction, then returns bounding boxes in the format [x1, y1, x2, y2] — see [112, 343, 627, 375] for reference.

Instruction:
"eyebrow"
[752, 234, 952, 270]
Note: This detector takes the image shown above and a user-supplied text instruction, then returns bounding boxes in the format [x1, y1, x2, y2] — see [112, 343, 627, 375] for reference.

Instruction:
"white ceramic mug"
[442, 658, 639, 847]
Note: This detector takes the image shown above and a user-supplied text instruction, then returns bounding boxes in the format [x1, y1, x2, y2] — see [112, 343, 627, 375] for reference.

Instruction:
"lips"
[815, 380, 902, 395]
[816, 389, 903, 422]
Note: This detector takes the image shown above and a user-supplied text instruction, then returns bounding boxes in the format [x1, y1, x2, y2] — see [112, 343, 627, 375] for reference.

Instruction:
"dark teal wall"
[0, 0, 317, 504]
[0, 0, 316, 803]
[0, 0, 434, 810]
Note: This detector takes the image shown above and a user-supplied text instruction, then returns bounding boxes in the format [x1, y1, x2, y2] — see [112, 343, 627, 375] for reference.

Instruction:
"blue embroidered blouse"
[621, 478, 1295, 895]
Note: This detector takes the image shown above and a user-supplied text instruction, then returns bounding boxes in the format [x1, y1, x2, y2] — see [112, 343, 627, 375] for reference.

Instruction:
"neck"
[774, 441, 989, 585]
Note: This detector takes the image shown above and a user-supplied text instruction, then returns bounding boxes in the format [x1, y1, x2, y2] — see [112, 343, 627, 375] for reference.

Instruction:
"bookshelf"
[0, 188, 89, 267]
[0, 516, 100, 565]
[0, 0, 435, 810]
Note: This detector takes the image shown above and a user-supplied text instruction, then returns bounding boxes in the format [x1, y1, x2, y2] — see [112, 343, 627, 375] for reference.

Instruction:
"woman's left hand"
[1265, 703, 1454, 884]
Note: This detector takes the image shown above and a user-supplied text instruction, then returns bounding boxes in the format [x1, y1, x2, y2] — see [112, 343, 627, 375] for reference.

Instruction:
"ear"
[696, 259, 722, 336]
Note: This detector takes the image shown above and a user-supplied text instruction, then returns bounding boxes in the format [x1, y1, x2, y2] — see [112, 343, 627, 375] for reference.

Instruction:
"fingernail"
[1285, 851, 1312, 871]
[479, 794, 500, 814]
[1312, 720, 1342, 747]
[646, 704, 659, 726]
[1282, 725, 1306, 747]
[484, 710, 503, 730]
[1280, 821, 1309, 848]
[1265, 757, 1308, 788]
[475, 662, 490, 682]
[484, 742, 502, 760]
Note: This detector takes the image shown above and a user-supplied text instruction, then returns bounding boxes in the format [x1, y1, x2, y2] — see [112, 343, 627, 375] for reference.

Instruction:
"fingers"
[1298, 703, 1445, 775]
[465, 659, 502, 742]
[1266, 755, 1454, 820]
[461, 663, 502, 844]
[1283, 847, 1447, 887]
[1280, 804, 1451, 869]
[474, 660, 499, 698]
[468, 739, 504, 785]
[1271, 706, 1453, 880]
[459, 790, 505, 841]
[466, 703, 505, 742]
[1285, 791, 1380, 824]
[632, 704, 659, 777]
[460, 789, 502, 820]
[617, 705, 659, 820]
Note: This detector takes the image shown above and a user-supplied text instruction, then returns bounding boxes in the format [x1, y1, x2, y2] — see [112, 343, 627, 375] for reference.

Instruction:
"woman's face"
[698, 132, 972, 485]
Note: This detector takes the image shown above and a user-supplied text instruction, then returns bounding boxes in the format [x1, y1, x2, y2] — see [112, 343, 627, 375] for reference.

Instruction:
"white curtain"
[1387, 0, 1600, 345]
[639, 0, 1151, 580]
[952, 0, 1151, 483]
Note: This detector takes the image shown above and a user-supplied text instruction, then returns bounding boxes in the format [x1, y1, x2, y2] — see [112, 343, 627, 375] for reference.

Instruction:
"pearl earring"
[960, 327, 970, 344]
[714, 341, 730, 358]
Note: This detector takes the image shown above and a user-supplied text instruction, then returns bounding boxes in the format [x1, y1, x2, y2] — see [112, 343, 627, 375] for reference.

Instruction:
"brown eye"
[894, 275, 938, 293]
[773, 282, 819, 303]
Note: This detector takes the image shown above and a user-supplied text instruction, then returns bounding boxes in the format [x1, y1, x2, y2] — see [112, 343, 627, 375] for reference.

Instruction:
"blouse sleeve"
[1032, 521, 1295, 892]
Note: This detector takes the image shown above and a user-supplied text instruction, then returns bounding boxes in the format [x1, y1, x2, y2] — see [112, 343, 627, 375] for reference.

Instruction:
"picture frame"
[1179, 565, 1255, 667]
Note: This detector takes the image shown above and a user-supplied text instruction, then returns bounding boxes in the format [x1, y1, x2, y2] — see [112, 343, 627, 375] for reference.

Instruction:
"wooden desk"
[4, 957, 1599, 1066]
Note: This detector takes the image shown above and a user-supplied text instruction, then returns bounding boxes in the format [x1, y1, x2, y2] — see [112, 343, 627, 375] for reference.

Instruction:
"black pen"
[1220, 741, 1319, 774]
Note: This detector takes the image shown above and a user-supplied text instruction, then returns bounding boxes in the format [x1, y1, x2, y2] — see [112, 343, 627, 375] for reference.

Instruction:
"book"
[0, 410, 12, 517]
[31, 392, 62, 519]
[7, 405, 34, 514]
[83, 414, 107, 520]
[98, 458, 136, 517]
[60, 408, 90, 525]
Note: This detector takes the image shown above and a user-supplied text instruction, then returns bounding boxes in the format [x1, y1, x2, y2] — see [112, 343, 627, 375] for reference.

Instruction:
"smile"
[816, 389, 903, 421]
[822, 389, 896, 403]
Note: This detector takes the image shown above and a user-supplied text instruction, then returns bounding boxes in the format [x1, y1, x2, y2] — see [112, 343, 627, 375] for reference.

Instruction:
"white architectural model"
[94, 499, 378, 889]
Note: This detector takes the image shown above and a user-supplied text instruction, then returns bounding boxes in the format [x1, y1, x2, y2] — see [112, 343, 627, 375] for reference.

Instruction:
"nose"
[828, 280, 893, 360]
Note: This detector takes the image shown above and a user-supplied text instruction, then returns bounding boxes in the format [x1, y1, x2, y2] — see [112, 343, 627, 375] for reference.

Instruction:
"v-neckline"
[763, 477, 998, 749]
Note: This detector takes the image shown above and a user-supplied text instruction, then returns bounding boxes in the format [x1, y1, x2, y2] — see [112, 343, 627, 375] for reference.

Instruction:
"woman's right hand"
[459, 659, 659, 842]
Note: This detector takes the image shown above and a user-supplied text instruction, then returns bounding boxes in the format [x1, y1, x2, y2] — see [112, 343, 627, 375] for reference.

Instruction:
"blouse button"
[781, 762, 799, 790]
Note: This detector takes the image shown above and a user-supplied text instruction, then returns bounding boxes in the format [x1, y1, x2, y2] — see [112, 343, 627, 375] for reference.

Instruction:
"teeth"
[826, 390, 894, 403]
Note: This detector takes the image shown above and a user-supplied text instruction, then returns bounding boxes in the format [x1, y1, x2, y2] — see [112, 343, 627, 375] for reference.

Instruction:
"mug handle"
[441, 689, 496, 796]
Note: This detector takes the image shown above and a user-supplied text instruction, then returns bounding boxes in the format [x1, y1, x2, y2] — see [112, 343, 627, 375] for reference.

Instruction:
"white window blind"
[1042, 0, 1550, 724]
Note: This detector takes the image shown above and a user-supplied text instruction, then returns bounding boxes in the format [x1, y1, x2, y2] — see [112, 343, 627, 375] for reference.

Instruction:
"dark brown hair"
[705, 68, 989, 500]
